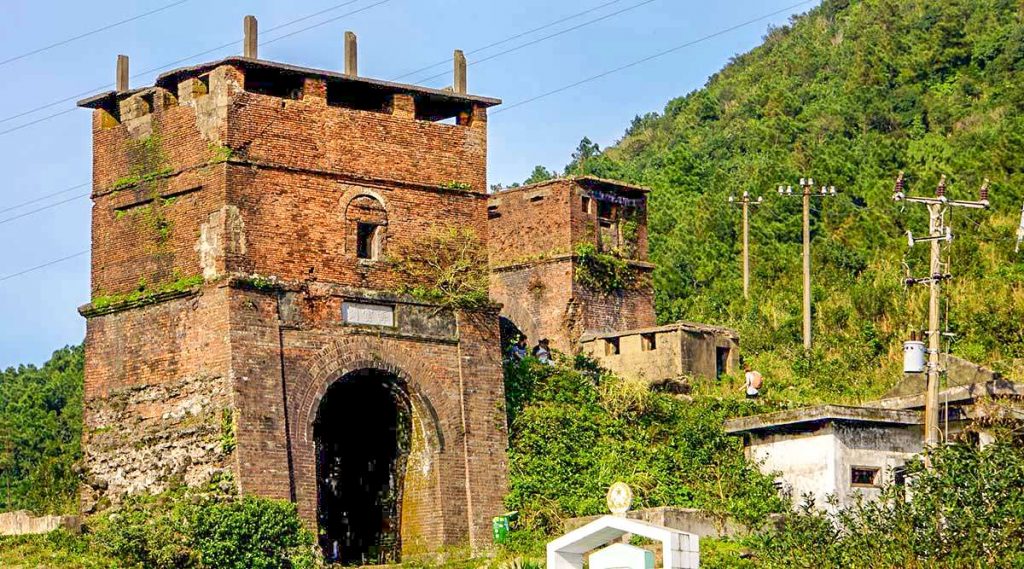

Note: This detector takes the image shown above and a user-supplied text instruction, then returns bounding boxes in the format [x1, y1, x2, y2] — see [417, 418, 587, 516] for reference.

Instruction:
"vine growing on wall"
[573, 243, 637, 294]
[389, 226, 491, 310]
[112, 133, 176, 247]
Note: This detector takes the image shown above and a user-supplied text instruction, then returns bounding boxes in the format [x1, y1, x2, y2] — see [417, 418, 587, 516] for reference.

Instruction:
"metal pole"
[743, 194, 750, 299]
[925, 203, 942, 447]
[802, 183, 812, 350]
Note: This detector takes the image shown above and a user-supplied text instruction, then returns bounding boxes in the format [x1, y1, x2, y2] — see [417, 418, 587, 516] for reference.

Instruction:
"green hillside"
[559, 0, 1024, 403]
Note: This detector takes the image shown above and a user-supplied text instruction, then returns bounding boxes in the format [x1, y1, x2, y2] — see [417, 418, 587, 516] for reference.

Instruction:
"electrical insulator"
[936, 175, 947, 198]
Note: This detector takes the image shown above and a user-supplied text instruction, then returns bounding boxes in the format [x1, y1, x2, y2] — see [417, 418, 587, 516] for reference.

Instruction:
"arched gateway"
[314, 369, 412, 564]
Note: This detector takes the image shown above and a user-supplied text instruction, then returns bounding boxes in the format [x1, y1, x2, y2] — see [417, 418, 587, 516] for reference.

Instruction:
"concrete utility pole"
[1015, 201, 1024, 254]
[728, 191, 764, 299]
[778, 179, 837, 350]
[894, 172, 990, 448]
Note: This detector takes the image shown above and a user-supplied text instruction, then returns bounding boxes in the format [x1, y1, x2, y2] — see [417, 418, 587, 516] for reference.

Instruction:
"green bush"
[191, 496, 318, 569]
[503, 358, 785, 533]
[0, 487, 319, 568]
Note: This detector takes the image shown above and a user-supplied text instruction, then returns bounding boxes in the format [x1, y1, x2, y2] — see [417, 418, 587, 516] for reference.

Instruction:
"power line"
[259, 0, 392, 47]
[0, 0, 193, 68]
[390, 0, 631, 83]
[0, 183, 88, 215]
[0, 251, 88, 283]
[0, 0, 383, 132]
[493, 0, 816, 115]
[412, 0, 658, 87]
[0, 193, 90, 226]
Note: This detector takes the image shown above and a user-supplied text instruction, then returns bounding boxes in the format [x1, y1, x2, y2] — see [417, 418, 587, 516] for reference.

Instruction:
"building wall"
[833, 423, 921, 505]
[273, 289, 507, 551]
[228, 75, 489, 194]
[487, 180, 574, 267]
[89, 71, 234, 296]
[580, 327, 739, 383]
[489, 261, 575, 350]
[223, 165, 486, 287]
[572, 282, 656, 341]
[81, 287, 233, 511]
[582, 329, 683, 383]
[746, 428, 839, 508]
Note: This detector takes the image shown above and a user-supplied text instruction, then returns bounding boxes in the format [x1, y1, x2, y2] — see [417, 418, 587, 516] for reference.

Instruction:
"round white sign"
[606, 482, 633, 515]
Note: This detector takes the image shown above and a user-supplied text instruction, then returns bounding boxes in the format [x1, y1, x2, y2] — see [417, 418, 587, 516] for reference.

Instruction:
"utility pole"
[778, 179, 837, 350]
[728, 191, 763, 299]
[1015, 201, 1024, 254]
[894, 172, 990, 448]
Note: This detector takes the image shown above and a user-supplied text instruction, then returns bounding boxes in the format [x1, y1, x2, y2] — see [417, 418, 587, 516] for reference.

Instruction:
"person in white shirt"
[744, 364, 762, 399]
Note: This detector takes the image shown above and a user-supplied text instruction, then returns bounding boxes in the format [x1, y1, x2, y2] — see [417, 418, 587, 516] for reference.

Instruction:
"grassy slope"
[572, 0, 1024, 404]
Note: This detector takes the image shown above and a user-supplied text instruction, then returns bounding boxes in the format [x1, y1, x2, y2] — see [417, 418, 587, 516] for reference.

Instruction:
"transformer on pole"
[893, 171, 990, 452]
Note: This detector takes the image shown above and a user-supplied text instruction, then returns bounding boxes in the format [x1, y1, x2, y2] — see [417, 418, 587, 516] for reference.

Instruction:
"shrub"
[191, 496, 318, 569]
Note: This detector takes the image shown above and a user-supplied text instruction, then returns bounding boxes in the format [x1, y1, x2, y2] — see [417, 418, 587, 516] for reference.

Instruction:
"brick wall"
[490, 261, 575, 351]
[487, 178, 656, 353]
[487, 180, 574, 267]
[81, 287, 233, 511]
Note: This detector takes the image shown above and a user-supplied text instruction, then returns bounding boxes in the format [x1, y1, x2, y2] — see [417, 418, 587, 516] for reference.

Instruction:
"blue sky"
[0, 0, 815, 369]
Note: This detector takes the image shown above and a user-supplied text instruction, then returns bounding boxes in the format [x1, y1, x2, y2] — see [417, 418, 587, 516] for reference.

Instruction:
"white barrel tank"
[903, 340, 926, 373]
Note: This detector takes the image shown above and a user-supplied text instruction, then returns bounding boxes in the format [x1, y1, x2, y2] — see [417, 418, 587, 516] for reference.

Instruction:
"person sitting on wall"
[533, 338, 554, 365]
[744, 364, 763, 399]
[509, 335, 528, 361]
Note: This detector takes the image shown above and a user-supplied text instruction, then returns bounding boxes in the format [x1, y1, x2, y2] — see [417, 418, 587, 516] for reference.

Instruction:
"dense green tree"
[523, 165, 556, 185]
[0, 346, 82, 514]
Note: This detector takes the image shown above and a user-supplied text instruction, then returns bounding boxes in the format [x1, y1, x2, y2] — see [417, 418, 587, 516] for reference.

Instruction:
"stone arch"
[341, 186, 389, 257]
[498, 297, 537, 348]
[296, 342, 444, 454]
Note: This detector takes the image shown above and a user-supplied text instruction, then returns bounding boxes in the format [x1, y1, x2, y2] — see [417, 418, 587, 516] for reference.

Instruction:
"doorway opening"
[315, 369, 412, 565]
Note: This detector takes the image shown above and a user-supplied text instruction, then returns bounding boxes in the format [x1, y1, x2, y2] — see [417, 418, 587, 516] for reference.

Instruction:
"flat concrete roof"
[866, 380, 1024, 411]
[581, 321, 739, 342]
[78, 56, 502, 109]
[724, 404, 923, 435]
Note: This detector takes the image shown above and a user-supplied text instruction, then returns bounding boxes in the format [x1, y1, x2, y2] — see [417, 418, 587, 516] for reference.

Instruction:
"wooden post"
[454, 50, 467, 94]
[116, 55, 129, 92]
[244, 15, 258, 59]
[344, 31, 358, 76]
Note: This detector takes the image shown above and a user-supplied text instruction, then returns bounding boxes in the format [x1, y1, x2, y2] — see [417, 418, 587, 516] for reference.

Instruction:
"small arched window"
[345, 194, 387, 261]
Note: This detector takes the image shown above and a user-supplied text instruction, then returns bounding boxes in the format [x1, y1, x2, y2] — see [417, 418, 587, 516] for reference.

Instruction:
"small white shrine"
[546, 483, 700, 569]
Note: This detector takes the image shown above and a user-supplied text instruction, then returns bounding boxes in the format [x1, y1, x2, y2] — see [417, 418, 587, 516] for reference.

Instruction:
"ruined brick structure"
[487, 177, 657, 352]
[77, 53, 508, 561]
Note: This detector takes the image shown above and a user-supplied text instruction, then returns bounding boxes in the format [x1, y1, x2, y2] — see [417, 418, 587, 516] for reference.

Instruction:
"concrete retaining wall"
[0, 510, 81, 536]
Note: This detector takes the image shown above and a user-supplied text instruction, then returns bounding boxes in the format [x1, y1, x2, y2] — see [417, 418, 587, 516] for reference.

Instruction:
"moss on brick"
[89, 274, 203, 313]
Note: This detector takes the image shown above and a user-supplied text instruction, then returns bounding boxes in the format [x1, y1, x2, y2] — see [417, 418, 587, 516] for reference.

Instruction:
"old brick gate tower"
[76, 27, 508, 563]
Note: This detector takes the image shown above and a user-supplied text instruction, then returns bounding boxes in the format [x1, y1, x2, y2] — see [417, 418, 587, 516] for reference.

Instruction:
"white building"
[724, 405, 923, 510]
